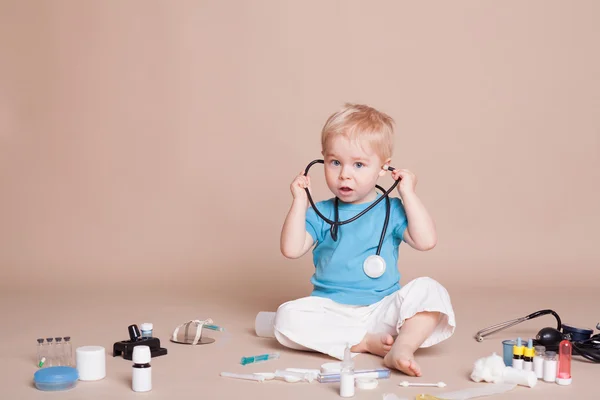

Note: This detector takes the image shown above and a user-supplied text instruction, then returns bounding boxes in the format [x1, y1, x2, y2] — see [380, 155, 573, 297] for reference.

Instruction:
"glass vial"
[556, 340, 572, 385]
[37, 338, 46, 368]
[533, 345, 545, 379]
[54, 337, 63, 366]
[132, 345, 152, 392]
[45, 338, 54, 367]
[543, 351, 557, 382]
[63, 337, 73, 367]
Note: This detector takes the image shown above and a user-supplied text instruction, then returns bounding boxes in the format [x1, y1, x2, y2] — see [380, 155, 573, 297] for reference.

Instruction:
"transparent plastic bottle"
[556, 340, 572, 385]
[37, 338, 46, 368]
[45, 338, 54, 367]
[340, 344, 355, 397]
[55, 337, 63, 366]
[63, 337, 73, 367]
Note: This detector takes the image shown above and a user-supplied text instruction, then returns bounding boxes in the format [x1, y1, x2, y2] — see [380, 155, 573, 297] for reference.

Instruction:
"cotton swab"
[399, 381, 446, 388]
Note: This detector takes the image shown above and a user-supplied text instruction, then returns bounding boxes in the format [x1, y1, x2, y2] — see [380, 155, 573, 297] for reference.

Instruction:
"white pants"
[274, 277, 456, 360]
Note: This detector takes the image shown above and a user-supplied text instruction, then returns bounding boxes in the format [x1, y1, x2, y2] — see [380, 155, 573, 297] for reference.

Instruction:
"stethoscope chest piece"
[363, 255, 386, 278]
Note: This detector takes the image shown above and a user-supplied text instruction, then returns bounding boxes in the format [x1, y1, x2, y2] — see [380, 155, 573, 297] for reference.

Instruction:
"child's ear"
[379, 158, 392, 176]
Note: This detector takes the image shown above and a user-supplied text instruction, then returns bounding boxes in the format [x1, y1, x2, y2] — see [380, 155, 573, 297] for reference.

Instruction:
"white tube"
[252, 372, 276, 380]
[285, 368, 320, 380]
[274, 370, 313, 383]
[220, 372, 265, 382]
[399, 381, 447, 388]
[502, 367, 537, 388]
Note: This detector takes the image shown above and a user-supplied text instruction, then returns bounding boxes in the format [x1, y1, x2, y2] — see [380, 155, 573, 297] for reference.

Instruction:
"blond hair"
[321, 103, 395, 161]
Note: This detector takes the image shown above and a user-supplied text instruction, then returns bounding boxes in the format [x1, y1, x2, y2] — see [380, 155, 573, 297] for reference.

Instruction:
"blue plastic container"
[502, 339, 515, 366]
[34, 366, 79, 391]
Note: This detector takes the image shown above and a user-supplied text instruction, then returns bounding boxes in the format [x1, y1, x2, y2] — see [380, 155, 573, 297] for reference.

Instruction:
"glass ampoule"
[63, 336, 73, 367]
[45, 338, 54, 367]
[54, 337, 63, 366]
[37, 338, 46, 368]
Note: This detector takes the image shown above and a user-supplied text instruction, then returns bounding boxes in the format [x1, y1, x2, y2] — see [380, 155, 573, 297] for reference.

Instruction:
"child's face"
[322, 136, 389, 204]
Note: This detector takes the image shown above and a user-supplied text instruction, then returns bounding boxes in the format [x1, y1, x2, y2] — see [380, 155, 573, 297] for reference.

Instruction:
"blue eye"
[331, 160, 340, 166]
[355, 162, 364, 168]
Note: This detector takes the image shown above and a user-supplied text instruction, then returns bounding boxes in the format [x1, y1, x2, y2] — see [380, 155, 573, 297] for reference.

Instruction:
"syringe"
[240, 352, 280, 366]
[203, 324, 225, 332]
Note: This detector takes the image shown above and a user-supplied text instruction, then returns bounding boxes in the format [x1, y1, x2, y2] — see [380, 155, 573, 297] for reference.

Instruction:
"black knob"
[128, 324, 141, 341]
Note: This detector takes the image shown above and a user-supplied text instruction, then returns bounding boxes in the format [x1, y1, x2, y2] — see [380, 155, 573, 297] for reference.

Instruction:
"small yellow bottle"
[512, 337, 525, 370]
[523, 338, 535, 371]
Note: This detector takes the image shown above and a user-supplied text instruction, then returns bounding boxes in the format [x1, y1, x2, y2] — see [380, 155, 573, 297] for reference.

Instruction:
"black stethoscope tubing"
[303, 159, 401, 256]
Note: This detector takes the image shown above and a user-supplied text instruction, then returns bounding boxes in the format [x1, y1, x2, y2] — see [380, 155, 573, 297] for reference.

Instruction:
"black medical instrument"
[536, 326, 600, 363]
[474, 309, 562, 342]
[303, 159, 401, 278]
[475, 310, 600, 363]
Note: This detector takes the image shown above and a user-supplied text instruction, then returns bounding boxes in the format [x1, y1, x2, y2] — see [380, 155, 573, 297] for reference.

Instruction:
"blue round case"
[34, 366, 79, 391]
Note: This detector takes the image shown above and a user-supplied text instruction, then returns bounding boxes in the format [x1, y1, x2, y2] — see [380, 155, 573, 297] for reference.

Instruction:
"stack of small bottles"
[36, 336, 73, 368]
[511, 336, 573, 385]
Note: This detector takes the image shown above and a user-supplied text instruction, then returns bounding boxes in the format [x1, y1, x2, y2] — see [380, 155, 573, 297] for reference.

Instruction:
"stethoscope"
[303, 159, 401, 279]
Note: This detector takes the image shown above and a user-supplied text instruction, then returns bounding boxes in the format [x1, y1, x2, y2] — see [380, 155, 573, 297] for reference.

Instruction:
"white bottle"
[340, 344, 354, 398]
[533, 345, 545, 379]
[140, 323, 153, 338]
[132, 345, 152, 392]
[542, 351, 557, 383]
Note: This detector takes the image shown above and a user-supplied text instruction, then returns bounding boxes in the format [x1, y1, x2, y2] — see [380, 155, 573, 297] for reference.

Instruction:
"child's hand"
[290, 171, 311, 201]
[391, 168, 417, 198]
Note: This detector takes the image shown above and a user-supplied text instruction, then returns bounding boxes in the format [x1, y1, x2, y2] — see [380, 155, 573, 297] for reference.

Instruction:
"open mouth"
[339, 187, 353, 195]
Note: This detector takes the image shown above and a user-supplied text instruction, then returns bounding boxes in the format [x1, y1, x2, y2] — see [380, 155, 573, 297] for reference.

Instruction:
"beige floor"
[2, 286, 597, 399]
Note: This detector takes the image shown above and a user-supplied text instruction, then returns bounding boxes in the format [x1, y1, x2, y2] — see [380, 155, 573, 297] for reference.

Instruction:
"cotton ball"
[471, 358, 487, 382]
[486, 353, 507, 382]
[471, 353, 507, 384]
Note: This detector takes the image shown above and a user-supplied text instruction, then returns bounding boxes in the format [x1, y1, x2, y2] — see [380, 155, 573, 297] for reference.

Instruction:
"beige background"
[1, 1, 599, 399]
[2, 1, 598, 300]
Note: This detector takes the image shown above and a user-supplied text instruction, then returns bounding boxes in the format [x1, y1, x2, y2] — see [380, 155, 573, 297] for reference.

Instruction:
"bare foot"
[383, 344, 422, 377]
[351, 332, 394, 357]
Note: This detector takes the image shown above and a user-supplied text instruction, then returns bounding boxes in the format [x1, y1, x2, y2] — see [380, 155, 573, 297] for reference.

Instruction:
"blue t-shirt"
[305, 193, 408, 306]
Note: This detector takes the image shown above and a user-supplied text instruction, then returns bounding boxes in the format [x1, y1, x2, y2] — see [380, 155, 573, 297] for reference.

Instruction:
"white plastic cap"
[356, 378, 379, 390]
[321, 362, 342, 373]
[132, 345, 151, 364]
[140, 323, 153, 331]
[556, 377, 572, 385]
